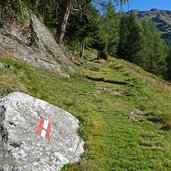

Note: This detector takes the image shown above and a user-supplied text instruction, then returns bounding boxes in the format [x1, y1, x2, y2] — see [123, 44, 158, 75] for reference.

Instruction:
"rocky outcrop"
[0, 9, 73, 77]
[0, 92, 84, 170]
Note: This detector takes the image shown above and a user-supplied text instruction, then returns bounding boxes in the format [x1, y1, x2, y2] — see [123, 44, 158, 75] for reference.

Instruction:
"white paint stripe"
[41, 129, 46, 137]
[40, 120, 49, 138]
[43, 120, 49, 129]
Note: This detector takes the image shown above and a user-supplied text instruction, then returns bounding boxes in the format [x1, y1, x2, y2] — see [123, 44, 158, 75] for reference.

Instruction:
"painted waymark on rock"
[36, 118, 52, 139]
[0, 92, 84, 170]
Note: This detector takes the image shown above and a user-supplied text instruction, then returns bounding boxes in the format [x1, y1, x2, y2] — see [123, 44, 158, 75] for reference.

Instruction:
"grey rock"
[0, 92, 84, 170]
[0, 9, 73, 77]
[0, 62, 5, 69]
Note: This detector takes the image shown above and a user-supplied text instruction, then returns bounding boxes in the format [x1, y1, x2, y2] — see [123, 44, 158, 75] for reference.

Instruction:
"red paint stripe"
[45, 122, 52, 139]
[36, 118, 44, 135]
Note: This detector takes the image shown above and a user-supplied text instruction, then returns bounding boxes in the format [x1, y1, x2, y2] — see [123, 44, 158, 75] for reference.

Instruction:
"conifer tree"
[66, 3, 100, 57]
[118, 12, 144, 63]
[56, 0, 128, 44]
[103, 0, 120, 56]
[167, 46, 171, 79]
[126, 11, 144, 64]
[117, 14, 130, 59]
[142, 20, 167, 76]
[118, 13, 167, 77]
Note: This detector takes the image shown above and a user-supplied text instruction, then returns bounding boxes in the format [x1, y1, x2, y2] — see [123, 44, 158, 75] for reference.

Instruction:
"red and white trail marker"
[36, 118, 52, 139]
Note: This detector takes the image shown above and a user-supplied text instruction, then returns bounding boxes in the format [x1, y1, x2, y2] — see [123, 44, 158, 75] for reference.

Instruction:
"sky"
[116, 0, 171, 11]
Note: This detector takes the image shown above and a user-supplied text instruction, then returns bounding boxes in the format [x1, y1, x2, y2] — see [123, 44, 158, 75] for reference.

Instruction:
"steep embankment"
[0, 49, 171, 170]
[0, 9, 72, 77]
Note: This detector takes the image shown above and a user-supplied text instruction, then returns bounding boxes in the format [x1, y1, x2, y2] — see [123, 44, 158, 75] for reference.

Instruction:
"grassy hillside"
[0, 51, 171, 171]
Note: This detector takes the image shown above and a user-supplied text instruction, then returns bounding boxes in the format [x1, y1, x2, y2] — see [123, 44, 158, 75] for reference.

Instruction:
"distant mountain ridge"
[130, 8, 171, 43]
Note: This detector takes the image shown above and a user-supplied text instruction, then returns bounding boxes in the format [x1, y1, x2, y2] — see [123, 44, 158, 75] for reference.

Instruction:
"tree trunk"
[80, 37, 85, 58]
[56, 0, 71, 44]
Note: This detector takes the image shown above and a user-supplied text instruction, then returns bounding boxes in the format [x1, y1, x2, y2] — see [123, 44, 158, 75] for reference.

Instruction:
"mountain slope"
[131, 8, 171, 43]
[0, 50, 171, 170]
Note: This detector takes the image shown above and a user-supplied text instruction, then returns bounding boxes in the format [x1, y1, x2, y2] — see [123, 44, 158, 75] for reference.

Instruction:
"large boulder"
[0, 9, 73, 77]
[0, 92, 84, 170]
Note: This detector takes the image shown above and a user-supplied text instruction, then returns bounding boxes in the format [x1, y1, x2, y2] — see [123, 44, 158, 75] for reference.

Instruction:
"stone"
[0, 10, 73, 77]
[0, 62, 4, 69]
[0, 92, 84, 170]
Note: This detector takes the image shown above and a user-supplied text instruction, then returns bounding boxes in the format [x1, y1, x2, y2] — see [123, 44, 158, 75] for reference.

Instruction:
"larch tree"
[104, 0, 120, 56]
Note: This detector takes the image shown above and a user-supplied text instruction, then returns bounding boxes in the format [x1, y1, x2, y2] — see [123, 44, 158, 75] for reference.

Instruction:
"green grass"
[0, 53, 171, 171]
